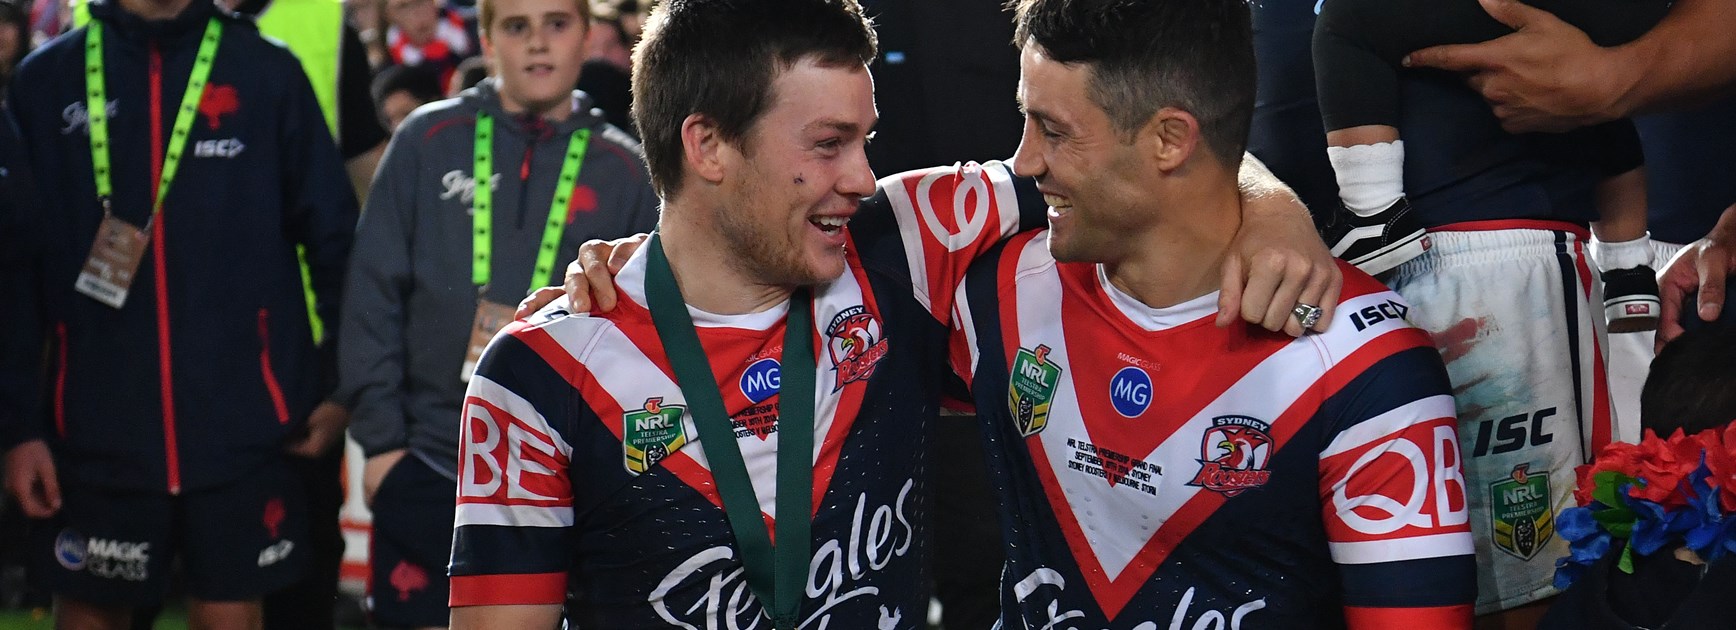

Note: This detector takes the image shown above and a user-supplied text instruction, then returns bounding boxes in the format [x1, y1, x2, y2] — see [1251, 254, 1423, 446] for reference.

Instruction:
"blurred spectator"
[383, 0, 476, 86]
[1, 1, 356, 629]
[338, 0, 657, 624]
[0, 0, 27, 93]
[371, 63, 444, 132]
[575, 11, 629, 136]
[447, 53, 487, 96]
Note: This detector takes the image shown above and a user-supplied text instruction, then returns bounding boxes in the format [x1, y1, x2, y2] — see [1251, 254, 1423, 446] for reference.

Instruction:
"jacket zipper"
[54, 323, 67, 438]
[517, 139, 537, 229]
[149, 42, 183, 494]
[257, 309, 290, 424]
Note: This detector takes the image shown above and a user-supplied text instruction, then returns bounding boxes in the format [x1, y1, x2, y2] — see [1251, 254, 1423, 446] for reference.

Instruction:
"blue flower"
[1554, 506, 1614, 588]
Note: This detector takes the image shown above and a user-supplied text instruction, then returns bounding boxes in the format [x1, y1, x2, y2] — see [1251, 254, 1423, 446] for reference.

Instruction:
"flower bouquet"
[1554, 423, 1736, 588]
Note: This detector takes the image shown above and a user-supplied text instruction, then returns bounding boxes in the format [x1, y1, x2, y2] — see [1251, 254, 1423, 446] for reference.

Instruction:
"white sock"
[1327, 141, 1405, 216]
[1592, 234, 1654, 271]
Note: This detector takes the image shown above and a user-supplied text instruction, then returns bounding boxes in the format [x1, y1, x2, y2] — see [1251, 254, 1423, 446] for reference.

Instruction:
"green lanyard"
[85, 18, 223, 217]
[471, 111, 590, 292]
[644, 234, 815, 630]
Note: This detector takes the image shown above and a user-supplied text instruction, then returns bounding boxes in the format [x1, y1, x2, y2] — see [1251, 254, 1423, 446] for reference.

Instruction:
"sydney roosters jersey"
[448, 162, 1039, 627]
[950, 233, 1478, 628]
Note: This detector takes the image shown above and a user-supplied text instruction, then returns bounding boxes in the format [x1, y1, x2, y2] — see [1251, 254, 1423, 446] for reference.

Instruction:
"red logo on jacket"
[199, 84, 239, 130]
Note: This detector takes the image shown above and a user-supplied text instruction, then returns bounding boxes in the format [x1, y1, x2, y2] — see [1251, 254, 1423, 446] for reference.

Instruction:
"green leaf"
[1618, 541, 1635, 574]
[1592, 471, 1639, 507]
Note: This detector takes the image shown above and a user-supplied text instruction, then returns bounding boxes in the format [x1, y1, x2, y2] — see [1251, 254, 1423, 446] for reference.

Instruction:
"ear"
[680, 113, 728, 186]
[1139, 107, 1202, 172]
[479, 27, 494, 59]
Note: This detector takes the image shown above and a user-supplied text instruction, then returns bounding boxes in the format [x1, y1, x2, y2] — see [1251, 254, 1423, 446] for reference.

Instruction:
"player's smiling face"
[1011, 43, 1153, 264]
[715, 58, 878, 286]
[483, 0, 588, 117]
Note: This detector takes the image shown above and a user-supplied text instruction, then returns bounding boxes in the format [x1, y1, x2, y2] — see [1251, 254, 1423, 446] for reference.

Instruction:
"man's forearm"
[1237, 152, 1297, 203]
[1615, 0, 1736, 116]
[450, 604, 563, 630]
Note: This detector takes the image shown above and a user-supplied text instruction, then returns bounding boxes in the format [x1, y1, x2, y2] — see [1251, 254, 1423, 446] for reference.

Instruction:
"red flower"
[1580, 439, 1644, 506]
[1708, 423, 1736, 512]
[1627, 429, 1705, 508]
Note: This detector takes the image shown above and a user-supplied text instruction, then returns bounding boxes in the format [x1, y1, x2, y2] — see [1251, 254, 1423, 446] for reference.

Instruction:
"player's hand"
[3, 440, 62, 518]
[1656, 206, 1736, 348]
[285, 401, 349, 458]
[363, 448, 407, 508]
[1403, 0, 1631, 133]
[515, 234, 648, 318]
[1221, 196, 1343, 337]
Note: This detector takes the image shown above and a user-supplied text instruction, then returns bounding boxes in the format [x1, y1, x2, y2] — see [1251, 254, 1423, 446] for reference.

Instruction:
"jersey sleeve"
[851, 161, 1045, 324]
[448, 322, 581, 608]
[1311, 271, 1477, 628]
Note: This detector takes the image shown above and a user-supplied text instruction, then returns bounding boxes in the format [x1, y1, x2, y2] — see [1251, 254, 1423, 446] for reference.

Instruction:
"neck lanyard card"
[460, 111, 590, 381]
[74, 19, 223, 308]
[643, 234, 816, 630]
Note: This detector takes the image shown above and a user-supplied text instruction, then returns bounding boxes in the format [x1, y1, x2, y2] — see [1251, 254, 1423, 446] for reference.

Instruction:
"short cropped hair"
[1641, 324, 1736, 436]
[479, 0, 592, 37]
[1012, 0, 1255, 164]
[631, 0, 877, 198]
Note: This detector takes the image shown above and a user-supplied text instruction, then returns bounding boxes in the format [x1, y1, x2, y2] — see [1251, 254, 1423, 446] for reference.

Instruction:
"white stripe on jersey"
[882, 162, 1022, 313]
[532, 264, 871, 518]
[1002, 234, 1431, 582]
[466, 373, 577, 459]
[1321, 395, 1456, 458]
[1328, 531, 1474, 565]
[455, 502, 575, 528]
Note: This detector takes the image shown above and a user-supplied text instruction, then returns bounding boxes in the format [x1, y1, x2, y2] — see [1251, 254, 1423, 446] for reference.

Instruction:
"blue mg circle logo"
[739, 358, 781, 404]
[55, 529, 88, 571]
[1109, 366, 1152, 418]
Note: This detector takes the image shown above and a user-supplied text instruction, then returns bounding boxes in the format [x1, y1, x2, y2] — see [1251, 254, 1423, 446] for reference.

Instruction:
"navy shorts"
[31, 461, 307, 606]
[367, 454, 457, 628]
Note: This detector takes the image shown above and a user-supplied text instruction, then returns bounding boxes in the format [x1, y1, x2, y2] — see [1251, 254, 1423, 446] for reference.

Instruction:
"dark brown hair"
[631, 0, 877, 198]
[1012, 0, 1255, 164]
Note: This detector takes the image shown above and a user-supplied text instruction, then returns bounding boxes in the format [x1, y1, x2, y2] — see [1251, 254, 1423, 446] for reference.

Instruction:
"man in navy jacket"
[0, 0, 355, 626]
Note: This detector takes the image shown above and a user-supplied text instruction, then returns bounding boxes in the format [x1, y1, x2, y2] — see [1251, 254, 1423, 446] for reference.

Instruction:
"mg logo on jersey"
[1187, 416, 1274, 497]
[826, 306, 889, 391]
[1491, 464, 1553, 560]
[1109, 366, 1152, 418]
[739, 358, 781, 404]
[623, 397, 692, 475]
[1009, 345, 1063, 437]
[54, 529, 88, 571]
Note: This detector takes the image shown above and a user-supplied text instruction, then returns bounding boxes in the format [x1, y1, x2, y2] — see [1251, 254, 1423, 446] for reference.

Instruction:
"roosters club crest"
[826, 306, 889, 391]
[1187, 415, 1274, 497]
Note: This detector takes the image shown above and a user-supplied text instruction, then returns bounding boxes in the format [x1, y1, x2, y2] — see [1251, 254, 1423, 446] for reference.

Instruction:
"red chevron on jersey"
[980, 232, 1454, 619]
[489, 244, 888, 524]
[882, 162, 1023, 320]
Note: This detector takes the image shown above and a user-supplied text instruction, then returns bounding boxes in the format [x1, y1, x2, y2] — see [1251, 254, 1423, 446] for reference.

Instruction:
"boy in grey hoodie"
[336, 0, 658, 624]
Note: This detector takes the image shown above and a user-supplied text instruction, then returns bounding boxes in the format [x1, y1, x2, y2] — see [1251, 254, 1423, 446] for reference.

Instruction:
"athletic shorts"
[1386, 222, 1614, 614]
[30, 461, 307, 606]
[367, 454, 457, 628]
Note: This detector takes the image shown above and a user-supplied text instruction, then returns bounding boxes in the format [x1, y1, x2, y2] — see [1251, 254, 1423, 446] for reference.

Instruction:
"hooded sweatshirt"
[339, 79, 659, 477]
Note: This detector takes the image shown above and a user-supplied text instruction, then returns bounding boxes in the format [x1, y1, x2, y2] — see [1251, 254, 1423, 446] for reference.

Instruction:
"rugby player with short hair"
[456, 0, 1345, 627]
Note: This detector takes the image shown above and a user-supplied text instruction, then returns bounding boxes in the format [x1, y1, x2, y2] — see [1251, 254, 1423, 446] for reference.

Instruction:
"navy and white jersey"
[448, 162, 1036, 627]
[950, 235, 1478, 628]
